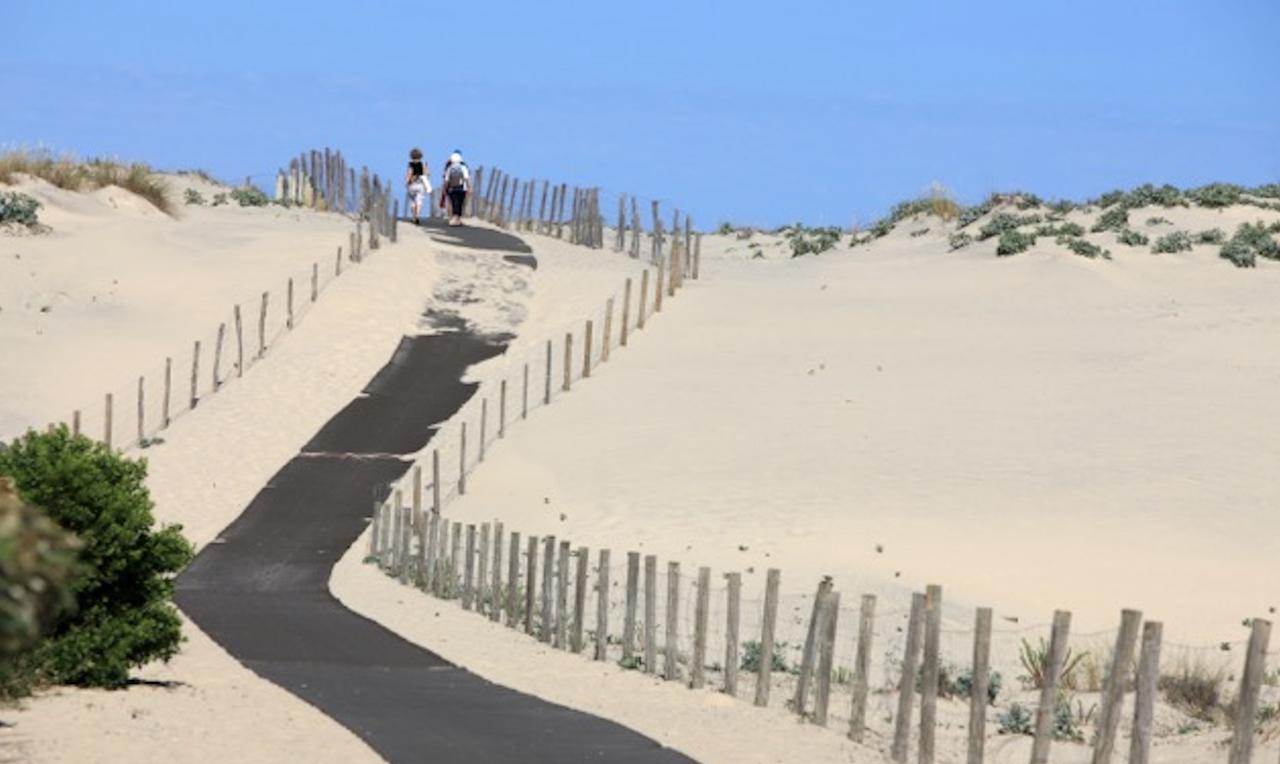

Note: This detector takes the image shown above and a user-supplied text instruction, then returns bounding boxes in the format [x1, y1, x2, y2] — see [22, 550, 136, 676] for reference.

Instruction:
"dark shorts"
[448, 189, 467, 215]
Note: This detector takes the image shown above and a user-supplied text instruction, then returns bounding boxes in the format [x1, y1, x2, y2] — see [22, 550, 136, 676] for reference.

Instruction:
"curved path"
[176, 223, 695, 764]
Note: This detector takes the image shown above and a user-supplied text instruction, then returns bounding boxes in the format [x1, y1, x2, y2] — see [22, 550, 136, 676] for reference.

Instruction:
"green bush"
[1091, 206, 1129, 233]
[0, 428, 193, 688]
[1117, 228, 1149, 246]
[1217, 221, 1280, 268]
[909, 227, 930, 238]
[978, 213, 1041, 241]
[230, 186, 269, 207]
[954, 667, 1003, 704]
[1035, 222, 1085, 238]
[998, 702, 1033, 735]
[740, 639, 788, 672]
[1220, 239, 1256, 268]
[211, 192, 228, 206]
[1152, 231, 1193, 254]
[1059, 236, 1110, 259]
[786, 225, 842, 257]
[948, 231, 972, 251]
[1146, 216, 1171, 226]
[1186, 183, 1244, 208]
[1193, 228, 1226, 244]
[0, 191, 42, 227]
[996, 230, 1036, 256]
[183, 188, 205, 206]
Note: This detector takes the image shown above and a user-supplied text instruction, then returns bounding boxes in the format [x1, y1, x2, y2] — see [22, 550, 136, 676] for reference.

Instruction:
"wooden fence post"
[849, 594, 877, 742]
[336, 246, 343, 276]
[522, 364, 529, 419]
[795, 577, 835, 716]
[813, 590, 841, 726]
[506, 530, 521, 627]
[556, 540, 571, 649]
[595, 549, 611, 661]
[920, 584, 943, 762]
[311, 262, 319, 302]
[136, 377, 145, 443]
[572, 546, 589, 653]
[583, 320, 593, 379]
[1228, 618, 1272, 764]
[563, 332, 573, 391]
[638, 269, 649, 329]
[691, 566, 711, 689]
[693, 233, 702, 280]
[664, 561, 680, 681]
[391, 491, 404, 579]
[433, 517, 449, 596]
[544, 340, 553, 404]
[449, 522, 462, 597]
[1091, 609, 1143, 764]
[621, 278, 632, 346]
[602, 298, 614, 363]
[463, 524, 476, 610]
[234, 305, 244, 377]
[540, 535, 555, 642]
[891, 592, 927, 763]
[189, 340, 201, 409]
[724, 572, 741, 696]
[525, 535, 538, 634]
[1129, 621, 1162, 764]
[755, 568, 781, 707]
[424, 511, 439, 593]
[257, 292, 269, 358]
[72, 410, 81, 436]
[644, 554, 658, 675]
[213, 323, 226, 391]
[655, 261, 665, 313]
[286, 278, 294, 330]
[1030, 610, 1073, 764]
[966, 607, 992, 763]
[623, 552, 640, 662]
[538, 181, 549, 233]
[491, 522, 506, 621]
[477, 523, 490, 615]
[499, 379, 507, 438]
[162, 357, 172, 428]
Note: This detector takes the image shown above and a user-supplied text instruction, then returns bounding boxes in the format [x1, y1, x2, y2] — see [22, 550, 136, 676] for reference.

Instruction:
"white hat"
[449, 152, 463, 163]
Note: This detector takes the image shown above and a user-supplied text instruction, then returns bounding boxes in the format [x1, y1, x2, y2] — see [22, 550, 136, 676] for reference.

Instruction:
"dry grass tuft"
[0, 149, 173, 215]
[1159, 657, 1229, 722]
[927, 182, 960, 222]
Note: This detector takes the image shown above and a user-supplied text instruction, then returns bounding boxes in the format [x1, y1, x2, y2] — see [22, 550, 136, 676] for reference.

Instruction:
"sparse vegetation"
[1091, 206, 1129, 233]
[0, 150, 173, 215]
[1035, 222, 1085, 238]
[740, 639, 788, 672]
[1218, 221, 1280, 268]
[229, 185, 269, 207]
[0, 191, 43, 229]
[1185, 182, 1244, 209]
[211, 192, 228, 207]
[996, 230, 1036, 256]
[948, 231, 972, 251]
[909, 228, 930, 238]
[1193, 228, 1226, 244]
[998, 702, 1034, 735]
[1152, 231, 1194, 254]
[184, 188, 206, 206]
[1117, 228, 1149, 246]
[1146, 216, 1171, 226]
[0, 427, 194, 689]
[1059, 236, 1110, 259]
[1018, 637, 1087, 690]
[978, 213, 1042, 241]
[1159, 659, 1227, 722]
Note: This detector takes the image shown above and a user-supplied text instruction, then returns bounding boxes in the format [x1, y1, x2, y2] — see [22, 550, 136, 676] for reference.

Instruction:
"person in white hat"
[404, 147, 430, 225]
[441, 150, 471, 226]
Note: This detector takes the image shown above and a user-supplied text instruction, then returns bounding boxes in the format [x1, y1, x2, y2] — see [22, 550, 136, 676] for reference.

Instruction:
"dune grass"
[0, 149, 173, 215]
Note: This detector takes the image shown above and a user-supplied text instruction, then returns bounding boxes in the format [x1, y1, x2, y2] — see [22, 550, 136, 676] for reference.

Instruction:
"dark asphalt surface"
[176, 223, 696, 764]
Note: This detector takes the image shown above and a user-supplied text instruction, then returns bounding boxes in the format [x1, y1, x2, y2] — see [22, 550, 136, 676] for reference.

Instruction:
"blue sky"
[3, 0, 1277, 228]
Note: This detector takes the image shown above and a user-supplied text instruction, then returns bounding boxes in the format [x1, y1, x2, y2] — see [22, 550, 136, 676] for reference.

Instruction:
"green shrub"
[978, 213, 1041, 241]
[948, 231, 972, 251]
[1091, 206, 1129, 233]
[1146, 216, 1171, 226]
[786, 225, 842, 257]
[716, 222, 735, 235]
[1159, 660, 1227, 721]
[183, 188, 205, 206]
[1126, 183, 1186, 208]
[957, 195, 1002, 229]
[0, 428, 193, 688]
[211, 192, 228, 206]
[998, 702, 1033, 735]
[909, 227, 930, 238]
[740, 639, 788, 672]
[1035, 222, 1085, 238]
[1193, 228, 1226, 244]
[954, 667, 1003, 704]
[1253, 184, 1280, 199]
[1117, 228, 1149, 246]
[996, 230, 1036, 256]
[1058, 236, 1109, 259]
[1186, 182, 1244, 208]
[1048, 199, 1077, 215]
[1018, 637, 1087, 689]
[0, 191, 42, 227]
[1220, 239, 1256, 268]
[1217, 221, 1280, 268]
[230, 186, 269, 207]
[1054, 698, 1092, 742]
[1152, 231, 1193, 254]
[1097, 189, 1126, 208]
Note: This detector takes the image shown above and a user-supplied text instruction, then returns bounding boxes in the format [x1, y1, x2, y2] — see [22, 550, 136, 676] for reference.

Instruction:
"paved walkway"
[176, 223, 695, 764]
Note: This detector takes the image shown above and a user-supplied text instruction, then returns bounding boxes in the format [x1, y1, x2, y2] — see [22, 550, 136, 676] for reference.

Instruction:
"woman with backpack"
[404, 148, 430, 225]
[441, 151, 470, 226]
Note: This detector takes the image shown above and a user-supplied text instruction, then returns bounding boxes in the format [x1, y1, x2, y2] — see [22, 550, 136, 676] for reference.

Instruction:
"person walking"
[405, 148, 430, 224]
[441, 150, 470, 226]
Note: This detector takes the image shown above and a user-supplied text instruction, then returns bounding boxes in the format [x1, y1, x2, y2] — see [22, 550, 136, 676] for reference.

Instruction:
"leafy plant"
[1193, 228, 1226, 244]
[230, 186, 269, 207]
[786, 225, 842, 257]
[948, 231, 972, 251]
[740, 639, 788, 672]
[996, 230, 1036, 256]
[1159, 659, 1227, 722]
[1151, 231, 1194, 254]
[1035, 222, 1085, 238]
[0, 191, 42, 228]
[909, 228, 930, 238]
[954, 667, 1004, 704]
[1146, 216, 1171, 226]
[1186, 182, 1244, 208]
[1117, 228, 1149, 246]
[998, 702, 1034, 735]
[211, 192, 228, 206]
[183, 188, 206, 206]
[1059, 236, 1110, 259]
[978, 213, 1042, 241]
[0, 428, 194, 688]
[618, 654, 643, 670]
[1018, 637, 1087, 689]
[1091, 207, 1129, 233]
[1054, 697, 1093, 742]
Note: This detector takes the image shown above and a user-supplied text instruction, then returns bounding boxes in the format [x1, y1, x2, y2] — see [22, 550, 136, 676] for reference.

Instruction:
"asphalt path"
[176, 222, 695, 764]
